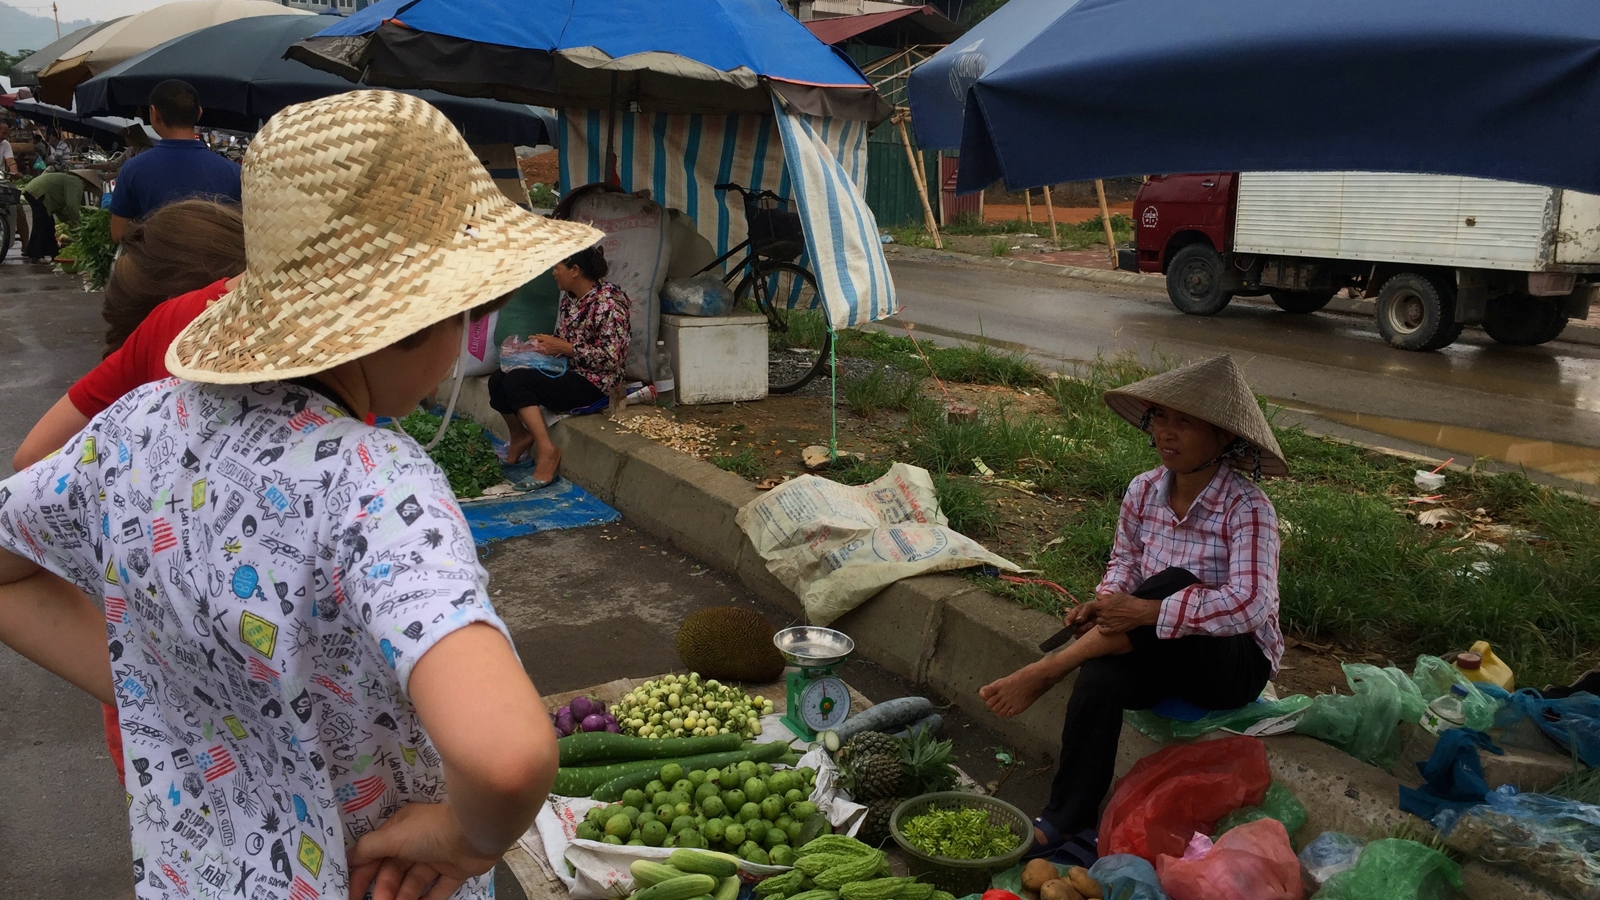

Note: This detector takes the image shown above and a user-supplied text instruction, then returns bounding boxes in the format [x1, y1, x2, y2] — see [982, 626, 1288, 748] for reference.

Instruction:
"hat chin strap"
[1139, 407, 1263, 481]
[422, 311, 471, 452]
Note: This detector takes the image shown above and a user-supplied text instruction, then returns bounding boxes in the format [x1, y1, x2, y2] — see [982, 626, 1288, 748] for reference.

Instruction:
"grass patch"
[842, 366, 923, 419]
[895, 214, 1134, 251]
[883, 225, 935, 249]
[835, 329, 1044, 388]
[713, 445, 765, 479]
[934, 473, 999, 537]
[987, 237, 1012, 258]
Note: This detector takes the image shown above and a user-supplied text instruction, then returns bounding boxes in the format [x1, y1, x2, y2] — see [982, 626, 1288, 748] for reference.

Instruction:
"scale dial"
[798, 676, 851, 732]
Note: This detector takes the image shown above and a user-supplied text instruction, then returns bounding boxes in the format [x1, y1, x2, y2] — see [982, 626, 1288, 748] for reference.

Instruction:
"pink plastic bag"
[1099, 735, 1272, 861]
[1156, 818, 1304, 900]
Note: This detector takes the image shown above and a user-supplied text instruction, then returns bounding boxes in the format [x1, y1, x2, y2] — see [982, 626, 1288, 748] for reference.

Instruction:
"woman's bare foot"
[532, 445, 562, 486]
[505, 434, 535, 466]
[979, 660, 1063, 717]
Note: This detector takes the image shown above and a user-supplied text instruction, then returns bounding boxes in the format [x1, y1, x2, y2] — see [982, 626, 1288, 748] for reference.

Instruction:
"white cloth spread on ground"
[737, 463, 1020, 625]
[0, 379, 507, 900]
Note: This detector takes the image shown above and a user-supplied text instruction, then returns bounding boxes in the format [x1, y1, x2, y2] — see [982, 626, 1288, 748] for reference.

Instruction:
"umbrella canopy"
[37, 0, 309, 107]
[8, 18, 130, 88]
[288, 0, 889, 120]
[11, 98, 157, 150]
[75, 15, 557, 145]
[909, 0, 1600, 196]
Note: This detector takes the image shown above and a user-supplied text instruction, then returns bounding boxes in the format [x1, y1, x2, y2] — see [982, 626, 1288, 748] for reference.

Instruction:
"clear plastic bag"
[1410, 656, 1498, 730]
[1494, 690, 1600, 765]
[1155, 818, 1303, 900]
[1296, 658, 1502, 769]
[1310, 838, 1462, 900]
[1214, 782, 1308, 844]
[1297, 832, 1364, 889]
[660, 274, 735, 317]
[1099, 735, 1271, 861]
[1447, 785, 1600, 899]
[1087, 854, 1168, 900]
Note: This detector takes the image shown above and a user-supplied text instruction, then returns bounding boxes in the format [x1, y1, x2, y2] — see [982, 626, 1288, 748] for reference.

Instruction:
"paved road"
[0, 259, 1053, 899]
[888, 257, 1600, 482]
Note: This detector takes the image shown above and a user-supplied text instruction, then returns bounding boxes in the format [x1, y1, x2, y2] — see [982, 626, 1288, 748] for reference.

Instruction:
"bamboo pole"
[895, 113, 943, 250]
[1023, 188, 1033, 225]
[1042, 185, 1058, 249]
[915, 149, 943, 250]
[1095, 178, 1116, 264]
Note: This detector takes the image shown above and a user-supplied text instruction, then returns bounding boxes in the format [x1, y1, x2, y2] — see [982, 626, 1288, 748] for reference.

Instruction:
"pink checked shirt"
[1097, 465, 1285, 673]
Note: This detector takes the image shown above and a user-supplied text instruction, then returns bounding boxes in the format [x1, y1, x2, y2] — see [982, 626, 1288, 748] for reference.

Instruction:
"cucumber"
[669, 850, 739, 878]
[556, 744, 761, 797]
[631, 861, 690, 889]
[634, 875, 718, 900]
[891, 714, 942, 741]
[713, 876, 742, 900]
[833, 697, 935, 742]
[591, 742, 790, 801]
[559, 732, 745, 767]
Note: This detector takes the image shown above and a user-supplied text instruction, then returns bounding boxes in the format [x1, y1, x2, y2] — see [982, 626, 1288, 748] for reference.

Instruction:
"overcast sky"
[47, 0, 177, 22]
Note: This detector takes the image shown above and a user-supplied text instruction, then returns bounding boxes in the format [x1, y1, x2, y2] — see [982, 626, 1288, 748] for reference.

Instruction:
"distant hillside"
[0, 3, 99, 54]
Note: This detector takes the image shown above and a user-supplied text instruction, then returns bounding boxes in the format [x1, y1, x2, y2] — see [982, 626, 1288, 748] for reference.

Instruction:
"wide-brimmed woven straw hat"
[1103, 355, 1287, 477]
[166, 90, 602, 383]
[69, 169, 105, 193]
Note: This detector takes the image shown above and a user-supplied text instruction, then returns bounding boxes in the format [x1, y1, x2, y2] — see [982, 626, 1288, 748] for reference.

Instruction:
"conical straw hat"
[167, 90, 602, 383]
[1103, 356, 1287, 477]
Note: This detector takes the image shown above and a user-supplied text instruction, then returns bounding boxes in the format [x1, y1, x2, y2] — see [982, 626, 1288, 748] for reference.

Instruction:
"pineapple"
[858, 796, 902, 846]
[840, 731, 899, 764]
[840, 731, 905, 801]
[900, 728, 957, 795]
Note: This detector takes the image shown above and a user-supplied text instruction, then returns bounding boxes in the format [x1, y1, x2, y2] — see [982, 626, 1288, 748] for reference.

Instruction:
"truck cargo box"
[1233, 172, 1600, 273]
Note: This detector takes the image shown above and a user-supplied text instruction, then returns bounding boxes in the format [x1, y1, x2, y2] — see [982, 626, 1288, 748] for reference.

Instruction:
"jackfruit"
[676, 606, 785, 683]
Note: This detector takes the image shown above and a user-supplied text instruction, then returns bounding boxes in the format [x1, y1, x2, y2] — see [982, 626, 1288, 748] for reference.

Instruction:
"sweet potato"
[1021, 860, 1059, 893]
[1039, 879, 1083, 900]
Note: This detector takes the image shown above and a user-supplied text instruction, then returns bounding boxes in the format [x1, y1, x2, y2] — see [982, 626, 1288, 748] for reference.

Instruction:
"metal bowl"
[773, 626, 854, 667]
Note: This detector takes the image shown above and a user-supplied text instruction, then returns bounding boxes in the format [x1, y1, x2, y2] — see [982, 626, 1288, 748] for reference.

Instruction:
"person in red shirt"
[10, 200, 243, 788]
[12, 200, 243, 472]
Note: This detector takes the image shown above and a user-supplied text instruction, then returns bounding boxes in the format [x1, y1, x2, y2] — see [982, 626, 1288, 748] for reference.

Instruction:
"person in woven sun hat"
[0, 90, 602, 900]
[980, 355, 1285, 865]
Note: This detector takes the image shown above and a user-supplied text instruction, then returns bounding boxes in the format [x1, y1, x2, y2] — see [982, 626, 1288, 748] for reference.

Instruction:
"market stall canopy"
[36, 0, 309, 107]
[8, 18, 129, 88]
[804, 6, 964, 49]
[287, 0, 890, 121]
[76, 15, 557, 145]
[11, 98, 158, 149]
[908, 0, 1600, 196]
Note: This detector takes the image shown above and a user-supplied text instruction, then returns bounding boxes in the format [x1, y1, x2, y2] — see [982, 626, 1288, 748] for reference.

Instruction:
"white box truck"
[1120, 171, 1599, 350]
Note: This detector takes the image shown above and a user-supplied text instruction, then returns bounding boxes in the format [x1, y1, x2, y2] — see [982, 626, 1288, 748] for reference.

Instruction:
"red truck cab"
[1119, 173, 1237, 274]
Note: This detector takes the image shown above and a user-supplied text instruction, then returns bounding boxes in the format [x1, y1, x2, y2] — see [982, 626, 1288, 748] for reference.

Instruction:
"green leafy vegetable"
[898, 808, 1019, 861]
[399, 409, 503, 498]
[58, 208, 116, 290]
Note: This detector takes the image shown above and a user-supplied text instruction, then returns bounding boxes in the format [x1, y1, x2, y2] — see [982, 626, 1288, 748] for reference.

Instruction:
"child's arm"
[0, 549, 114, 705]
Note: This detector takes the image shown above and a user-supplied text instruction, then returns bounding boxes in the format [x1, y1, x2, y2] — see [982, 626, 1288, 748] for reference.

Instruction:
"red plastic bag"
[1156, 818, 1304, 900]
[1098, 734, 1271, 860]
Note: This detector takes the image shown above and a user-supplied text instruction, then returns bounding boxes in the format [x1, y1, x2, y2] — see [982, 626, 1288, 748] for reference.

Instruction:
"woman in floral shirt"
[488, 245, 631, 488]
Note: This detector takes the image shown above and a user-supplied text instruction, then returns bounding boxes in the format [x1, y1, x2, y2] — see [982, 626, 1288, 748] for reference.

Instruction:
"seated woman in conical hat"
[979, 355, 1287, 865]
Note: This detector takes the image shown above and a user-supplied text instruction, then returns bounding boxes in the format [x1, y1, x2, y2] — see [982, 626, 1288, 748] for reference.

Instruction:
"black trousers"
[487, 367, 604, 415]
[1040, 568, 1272, 835]
[24, 194, 57, 260]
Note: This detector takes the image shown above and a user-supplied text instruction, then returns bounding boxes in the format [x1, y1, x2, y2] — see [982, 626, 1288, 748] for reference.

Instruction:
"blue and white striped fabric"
[769, 96, 897, 329]
[559, 103, 897, 330]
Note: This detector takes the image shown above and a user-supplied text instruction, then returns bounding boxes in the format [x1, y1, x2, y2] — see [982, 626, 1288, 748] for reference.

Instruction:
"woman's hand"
[347, 801, 500, 900]
[1065, 599, 1100, 635]
[1092, 592, 1162, 635]
[531, 334, 575, 357]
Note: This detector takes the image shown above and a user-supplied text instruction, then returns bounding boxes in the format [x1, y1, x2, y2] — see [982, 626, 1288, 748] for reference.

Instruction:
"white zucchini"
[834, 697, 935, 741]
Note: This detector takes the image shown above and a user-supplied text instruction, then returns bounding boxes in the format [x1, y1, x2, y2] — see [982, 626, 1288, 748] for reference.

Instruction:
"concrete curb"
[547, 415, 1552, 898]
[884, 244, 1600, 349]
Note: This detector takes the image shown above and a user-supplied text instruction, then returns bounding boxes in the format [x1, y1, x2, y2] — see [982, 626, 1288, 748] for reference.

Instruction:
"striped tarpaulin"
[559, 104, 896, 329]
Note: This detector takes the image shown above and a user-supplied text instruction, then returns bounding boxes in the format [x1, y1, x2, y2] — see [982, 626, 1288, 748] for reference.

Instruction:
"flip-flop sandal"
[512, 475, 556, 492]
[1023, 818, 1098, 866]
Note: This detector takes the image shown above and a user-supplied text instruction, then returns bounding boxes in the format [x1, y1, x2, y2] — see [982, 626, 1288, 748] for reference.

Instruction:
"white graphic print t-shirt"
[0, 379, 507, 900]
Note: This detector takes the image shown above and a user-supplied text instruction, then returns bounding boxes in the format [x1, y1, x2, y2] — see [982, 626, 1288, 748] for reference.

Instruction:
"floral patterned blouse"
[556, 280, 631, 394]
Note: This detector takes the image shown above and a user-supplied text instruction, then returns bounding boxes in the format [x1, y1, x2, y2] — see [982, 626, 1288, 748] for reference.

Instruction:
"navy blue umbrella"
[910, 0, 1600, 195]
[75, 14, 556, 145]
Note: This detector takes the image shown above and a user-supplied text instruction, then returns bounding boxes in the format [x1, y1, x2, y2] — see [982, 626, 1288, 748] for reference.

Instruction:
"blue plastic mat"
[459, 477, 619, 546]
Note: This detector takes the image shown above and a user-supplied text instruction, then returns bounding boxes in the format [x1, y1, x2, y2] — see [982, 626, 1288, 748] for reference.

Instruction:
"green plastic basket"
[889, 792, 1034, 896]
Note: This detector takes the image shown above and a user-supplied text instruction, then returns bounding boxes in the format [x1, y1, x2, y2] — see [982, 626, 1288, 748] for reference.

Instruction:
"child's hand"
[348, 800, 500, 900]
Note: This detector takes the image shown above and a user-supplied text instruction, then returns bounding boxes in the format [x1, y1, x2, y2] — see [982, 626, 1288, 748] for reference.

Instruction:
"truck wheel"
[1270, 289, 1336, 314]
[1483, 295, 1569, 346]
[1166, 243, 1233, 316]
[1375, 273, 1459, 351]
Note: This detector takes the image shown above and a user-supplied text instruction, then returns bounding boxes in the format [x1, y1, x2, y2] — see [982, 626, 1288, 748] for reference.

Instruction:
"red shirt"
[67, 279, 230, 417]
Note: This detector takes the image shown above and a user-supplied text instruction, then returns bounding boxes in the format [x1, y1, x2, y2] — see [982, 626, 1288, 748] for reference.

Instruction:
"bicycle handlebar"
[715, 182, 787, 204]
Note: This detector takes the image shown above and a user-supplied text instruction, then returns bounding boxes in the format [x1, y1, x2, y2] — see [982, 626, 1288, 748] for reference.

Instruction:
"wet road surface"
[887, 257, 1600, 486]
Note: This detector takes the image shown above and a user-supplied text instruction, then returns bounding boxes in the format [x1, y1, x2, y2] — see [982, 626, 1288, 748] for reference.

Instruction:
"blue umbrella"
[288, 0, 888, 120]
[909, 0, 1600, 194]
[76, 15, 555, 145]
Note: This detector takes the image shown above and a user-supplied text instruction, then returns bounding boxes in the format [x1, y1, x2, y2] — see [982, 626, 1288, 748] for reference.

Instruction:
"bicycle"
[701, 182, 830, 394]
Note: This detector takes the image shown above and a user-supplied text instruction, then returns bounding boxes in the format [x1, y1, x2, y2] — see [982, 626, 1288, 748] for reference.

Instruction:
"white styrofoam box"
[661, 312, 768, 405]
[1233, 171, 1593, 272]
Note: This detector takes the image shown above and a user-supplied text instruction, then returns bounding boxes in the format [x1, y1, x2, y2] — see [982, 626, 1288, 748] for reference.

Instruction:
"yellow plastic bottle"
[1455, 641, 1515, 691]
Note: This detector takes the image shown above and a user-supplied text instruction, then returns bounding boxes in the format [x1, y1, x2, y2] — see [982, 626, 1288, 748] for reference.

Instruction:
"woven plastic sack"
[1214, 782, 1307, 843]
[1099, 735, 1271, 862]
[1297, 832, 1364, 889]
[1295, 665, 1422, 769]
[1311, 838, 1462, 900]
[1087, 855, 1168, 900]
[1155, 818, 1303, 900]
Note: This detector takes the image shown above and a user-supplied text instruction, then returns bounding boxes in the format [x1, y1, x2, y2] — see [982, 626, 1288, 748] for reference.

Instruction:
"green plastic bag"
[1312, 838, 1462, 900]
[1214, 782, 1308, 845]
[1410, 655, 1498, 730]
[1126, 695, 1313, 743]
[1296, 665, 1417, 769]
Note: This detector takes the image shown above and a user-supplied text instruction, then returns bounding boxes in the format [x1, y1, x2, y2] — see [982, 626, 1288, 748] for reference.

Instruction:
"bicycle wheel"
[736, 260, 830, 394]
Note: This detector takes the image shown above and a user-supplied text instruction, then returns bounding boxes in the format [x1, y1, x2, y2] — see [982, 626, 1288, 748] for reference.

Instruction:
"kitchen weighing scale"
[773, 626, 855, 741]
